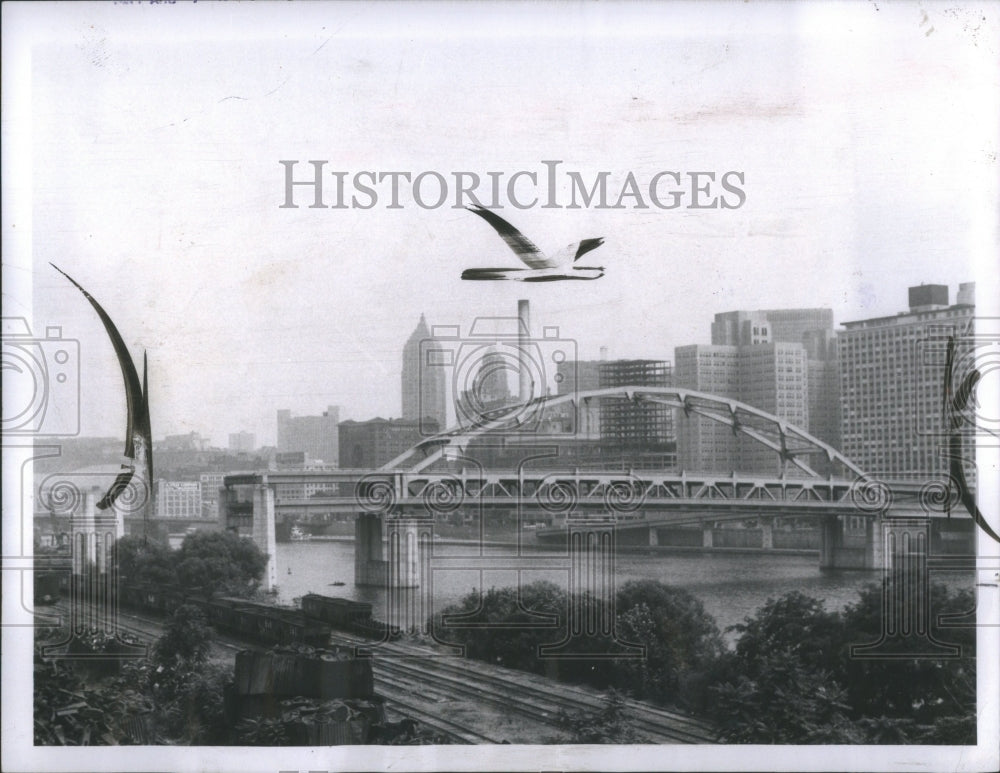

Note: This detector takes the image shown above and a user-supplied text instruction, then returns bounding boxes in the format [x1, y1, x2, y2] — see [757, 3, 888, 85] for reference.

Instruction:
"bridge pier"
[354, 512, 424, 590]
[251, 485, 278, 592]
[760, 519, 773, 550]
[819, 514, 884, 570]
[702, 525, 714, 548]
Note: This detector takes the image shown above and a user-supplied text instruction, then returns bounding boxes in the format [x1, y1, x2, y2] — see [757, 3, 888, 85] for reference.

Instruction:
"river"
[273, 539, 974, 644]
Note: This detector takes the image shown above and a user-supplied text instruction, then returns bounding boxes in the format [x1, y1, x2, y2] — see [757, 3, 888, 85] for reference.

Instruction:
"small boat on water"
[289, 525, 309, 541]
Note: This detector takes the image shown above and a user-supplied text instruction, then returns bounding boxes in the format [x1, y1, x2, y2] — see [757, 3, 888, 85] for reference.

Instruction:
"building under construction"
[598, 359, 676, 469]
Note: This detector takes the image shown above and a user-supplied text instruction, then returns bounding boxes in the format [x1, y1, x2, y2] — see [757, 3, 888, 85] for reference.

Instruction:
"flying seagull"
[462, 205, 605, 281]
[51, 264, 153, 523]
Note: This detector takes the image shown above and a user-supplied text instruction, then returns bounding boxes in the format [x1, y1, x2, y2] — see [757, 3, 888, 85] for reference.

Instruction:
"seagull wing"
[51, 264, 152, 514]
[467, 206, 555, 269]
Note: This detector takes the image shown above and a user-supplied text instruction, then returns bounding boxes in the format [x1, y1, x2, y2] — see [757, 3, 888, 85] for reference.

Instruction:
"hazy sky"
[5, 1, 998, 447]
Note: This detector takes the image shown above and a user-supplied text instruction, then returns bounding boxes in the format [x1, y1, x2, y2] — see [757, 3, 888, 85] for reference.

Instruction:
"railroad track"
[40, 602, 492, 744]
[328, 631, 716, 743]
[43, 601, 716, 743]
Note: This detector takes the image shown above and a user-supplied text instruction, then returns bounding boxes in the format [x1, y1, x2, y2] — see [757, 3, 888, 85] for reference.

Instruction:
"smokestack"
[518, 299, 531, 402]
[600, 346, 608, 361]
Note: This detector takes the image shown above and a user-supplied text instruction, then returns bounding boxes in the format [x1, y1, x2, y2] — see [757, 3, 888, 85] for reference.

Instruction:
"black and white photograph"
[2, 2, 998, 771]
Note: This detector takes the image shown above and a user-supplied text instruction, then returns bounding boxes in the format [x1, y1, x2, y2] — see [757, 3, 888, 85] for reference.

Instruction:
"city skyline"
[36, 278, 979, 451]
[11, 4, 995, 451]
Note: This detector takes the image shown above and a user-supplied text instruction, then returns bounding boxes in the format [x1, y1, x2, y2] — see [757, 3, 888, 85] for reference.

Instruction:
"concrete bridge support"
[819, 514, 884, 570]
[354, 512, 425, 591]
[252, 484, 278, 592]
[760, 519, 774, 550]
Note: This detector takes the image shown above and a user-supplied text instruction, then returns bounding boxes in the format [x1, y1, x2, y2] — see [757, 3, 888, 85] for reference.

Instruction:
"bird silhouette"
[462, 205, 605, 281]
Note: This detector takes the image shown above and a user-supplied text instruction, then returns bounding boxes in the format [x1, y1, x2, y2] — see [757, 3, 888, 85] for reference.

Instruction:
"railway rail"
[43, 599, 717, 744]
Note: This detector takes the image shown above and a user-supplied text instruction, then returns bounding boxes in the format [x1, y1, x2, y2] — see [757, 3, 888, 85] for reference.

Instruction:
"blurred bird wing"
[467, 206, 554, 269]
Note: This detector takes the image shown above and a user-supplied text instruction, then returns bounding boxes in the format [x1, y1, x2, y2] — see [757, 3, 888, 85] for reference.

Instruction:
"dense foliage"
[34, 615, 231, 745]
[436, 579, 724, 709]
[436, 577, 977, 744]
[709, 582, 977, 743]
[115, 530, 267, 597]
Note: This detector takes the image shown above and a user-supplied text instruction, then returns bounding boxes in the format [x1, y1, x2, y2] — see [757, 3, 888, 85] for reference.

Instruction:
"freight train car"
[300, 593, 400, 640]
[205, 597, 332, 647]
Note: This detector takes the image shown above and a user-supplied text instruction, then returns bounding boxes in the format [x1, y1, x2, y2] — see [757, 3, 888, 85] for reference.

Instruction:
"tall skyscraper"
[674, 345, 740, 472]
[737, 342, 809, 473]
[401, 314, 447, 432]
[838, 283, 975, 478]
[676, 307, 836, 475]
[276, 405, 340, 465]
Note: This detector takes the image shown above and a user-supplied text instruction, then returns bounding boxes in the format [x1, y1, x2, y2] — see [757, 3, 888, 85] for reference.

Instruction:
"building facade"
[674, 345, 740, 472]
[838, 283, 975, 478]
[401, 314, 448, 432]
[228, 431, 256, 453]
[555, 359, 602, 438]
[676, 307, 836, 475]
[276, 405, 340, 466]
[339, 417, 439, 469]
[156, 480, 202, 519]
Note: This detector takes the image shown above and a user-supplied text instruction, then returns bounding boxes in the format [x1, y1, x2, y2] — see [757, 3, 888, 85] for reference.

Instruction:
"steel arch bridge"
[382, 385, 865, 480]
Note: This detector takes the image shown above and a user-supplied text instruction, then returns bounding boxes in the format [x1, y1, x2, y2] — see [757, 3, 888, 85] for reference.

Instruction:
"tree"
[711, 651, 862, 743]
[153, 604, 213, 667]
[841, 580, 976, 742]
[435, 581, 566, 674]
[173, 530, 268, 597]
[613, 580, 725, 709]
[114, 535, 177, 587]
[708, 591, 857, 743]
[729, 591, 844, 676]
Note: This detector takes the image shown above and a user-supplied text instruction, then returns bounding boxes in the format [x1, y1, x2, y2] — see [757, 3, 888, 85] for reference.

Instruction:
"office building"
[676, 307, 836, 474]
[401, 314, 448, 431]
[339, 417, 440, 469]
[199, 472, 226, 519]
[838, 283, 975, 478]
[276, 406, 340, 466]
[156, 480, 202, 519]
[228, 431, 256, 453]
[674, 345, 740, 471]
[554, 359, 602, 438]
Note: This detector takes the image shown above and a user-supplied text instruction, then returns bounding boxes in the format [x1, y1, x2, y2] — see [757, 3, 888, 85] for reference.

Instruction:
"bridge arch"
[382, 386, 864, 479]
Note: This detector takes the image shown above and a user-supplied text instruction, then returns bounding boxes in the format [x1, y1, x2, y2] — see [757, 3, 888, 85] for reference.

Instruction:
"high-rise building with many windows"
[838, 283, 975, 478]
[676, 307, 836, 475]
[674, 345, 740, 471]
[401, 314, 447, 432]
